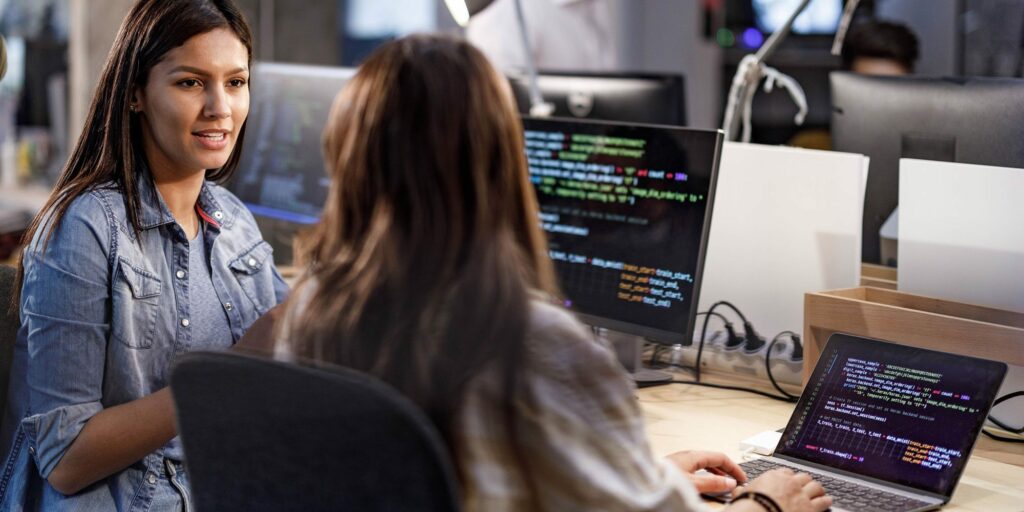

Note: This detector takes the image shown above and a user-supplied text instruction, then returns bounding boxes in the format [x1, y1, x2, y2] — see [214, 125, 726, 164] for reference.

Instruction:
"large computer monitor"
[831, 72, 1024, 264]
[522, 117, 722, 345]
[226, 62, 357, 263]
[509, 71, 687, 126]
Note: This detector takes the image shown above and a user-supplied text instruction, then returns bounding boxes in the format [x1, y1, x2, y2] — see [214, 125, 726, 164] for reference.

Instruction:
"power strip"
[658, 330, 804, 386]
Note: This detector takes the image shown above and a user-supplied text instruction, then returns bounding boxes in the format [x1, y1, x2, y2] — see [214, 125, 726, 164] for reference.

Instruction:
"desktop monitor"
[509, 71, 687, 126]
[830, 72, 1024, 264]
[522, 117, 723, 345]
[226, 62, 356, 263]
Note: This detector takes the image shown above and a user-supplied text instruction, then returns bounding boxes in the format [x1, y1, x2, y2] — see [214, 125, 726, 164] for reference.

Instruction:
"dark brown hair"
[842, 20, 919, 72]
[281, 34, 557, 482]
[13, 0, 253, 303]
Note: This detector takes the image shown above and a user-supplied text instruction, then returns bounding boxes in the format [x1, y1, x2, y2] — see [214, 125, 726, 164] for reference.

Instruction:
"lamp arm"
[721, 0, 812, 140]
[512, 0, 554, 116]
[831, 0, 863, 56]
[755, 0, 813, 64]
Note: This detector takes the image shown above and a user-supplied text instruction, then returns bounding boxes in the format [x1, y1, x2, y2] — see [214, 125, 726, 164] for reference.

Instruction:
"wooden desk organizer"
[859, 263, 897, 290]
[802, 287, 1024, 384]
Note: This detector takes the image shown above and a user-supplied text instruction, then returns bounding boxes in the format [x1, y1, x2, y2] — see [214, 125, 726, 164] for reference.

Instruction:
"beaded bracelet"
[732, 491, 783, 512]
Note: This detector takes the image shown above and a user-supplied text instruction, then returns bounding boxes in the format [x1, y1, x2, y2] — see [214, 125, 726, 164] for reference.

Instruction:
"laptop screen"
[776, 334, 1007, 497]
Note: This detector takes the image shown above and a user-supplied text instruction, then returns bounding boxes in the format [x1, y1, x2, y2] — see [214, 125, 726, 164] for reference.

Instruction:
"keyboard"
[738, 458, 934, 512]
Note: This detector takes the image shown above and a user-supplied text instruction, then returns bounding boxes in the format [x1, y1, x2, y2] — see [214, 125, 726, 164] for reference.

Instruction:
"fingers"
[688, 473, 739, 494]
[792, 471, 813, 486]
[690, 451, 748, 483]
[810, 495, 834, 511]
[802, 479, 826, 499]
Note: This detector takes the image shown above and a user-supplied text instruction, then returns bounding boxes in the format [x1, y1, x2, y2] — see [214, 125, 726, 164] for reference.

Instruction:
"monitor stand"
[594, 327, 674, 387]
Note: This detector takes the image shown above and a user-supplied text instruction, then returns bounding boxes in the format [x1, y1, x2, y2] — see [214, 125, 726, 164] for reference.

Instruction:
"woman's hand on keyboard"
[742, 468, 832, 512]
[666, 450, 746, 494]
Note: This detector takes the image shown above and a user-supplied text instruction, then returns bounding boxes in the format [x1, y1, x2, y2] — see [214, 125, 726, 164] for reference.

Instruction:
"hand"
[665, 450, 747, 494]
[740, 468, 832, 512]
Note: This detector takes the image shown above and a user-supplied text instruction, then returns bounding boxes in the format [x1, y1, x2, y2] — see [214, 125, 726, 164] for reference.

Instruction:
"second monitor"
[831, 72, 1024, 265]
[509, 71, 687, 126]
[227, 62, 357, 263]
[523, 117, 722, 345]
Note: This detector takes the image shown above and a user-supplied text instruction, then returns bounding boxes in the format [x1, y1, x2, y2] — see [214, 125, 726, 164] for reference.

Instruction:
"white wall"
[618, 0, 723, 129]
[878, 0, 959, 76]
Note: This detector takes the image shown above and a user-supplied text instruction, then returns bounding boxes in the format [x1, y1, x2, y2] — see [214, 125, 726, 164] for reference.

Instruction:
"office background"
[2, 0, 1024, 195]
[1, 2, 1023, 510]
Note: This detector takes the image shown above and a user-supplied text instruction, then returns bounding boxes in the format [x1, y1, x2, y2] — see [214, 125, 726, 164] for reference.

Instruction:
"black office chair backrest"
[0, 265, 19, 419]
[171, 351, 462, 512]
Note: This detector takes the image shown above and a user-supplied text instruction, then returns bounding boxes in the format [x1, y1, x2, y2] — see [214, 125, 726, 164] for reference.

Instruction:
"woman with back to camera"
[266, 34, 831, 512]
[0, 0, 287, 509]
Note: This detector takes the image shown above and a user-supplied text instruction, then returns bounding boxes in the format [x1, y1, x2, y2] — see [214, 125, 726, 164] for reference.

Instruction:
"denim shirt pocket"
[112, 257, 162, 349]
[229, 241, 276, 316]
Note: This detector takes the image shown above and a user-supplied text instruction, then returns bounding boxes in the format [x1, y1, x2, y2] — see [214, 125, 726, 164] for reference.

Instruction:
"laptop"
[732, 333, 1007, 512]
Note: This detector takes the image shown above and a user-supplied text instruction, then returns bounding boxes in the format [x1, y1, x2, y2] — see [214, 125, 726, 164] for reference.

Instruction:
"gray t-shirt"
[187, 226, 233, 352]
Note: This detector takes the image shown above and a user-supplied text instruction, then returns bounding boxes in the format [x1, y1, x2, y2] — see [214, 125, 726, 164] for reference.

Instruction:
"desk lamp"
[445, 0, 554, 116]
[721, 0, 811, 142]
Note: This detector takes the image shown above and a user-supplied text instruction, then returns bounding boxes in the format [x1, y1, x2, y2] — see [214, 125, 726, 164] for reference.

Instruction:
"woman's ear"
[130, 88, 144, 114]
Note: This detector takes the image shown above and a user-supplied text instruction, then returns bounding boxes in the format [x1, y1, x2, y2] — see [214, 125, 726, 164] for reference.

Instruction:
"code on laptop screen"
[777, 334, 1007, 497]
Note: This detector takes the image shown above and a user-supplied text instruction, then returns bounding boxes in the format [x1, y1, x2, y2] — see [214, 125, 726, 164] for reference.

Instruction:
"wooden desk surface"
[638, 382, 1024, 512]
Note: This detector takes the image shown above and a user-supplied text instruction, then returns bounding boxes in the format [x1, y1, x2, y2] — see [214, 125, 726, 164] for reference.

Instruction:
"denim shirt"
[0, 174, 289, 511]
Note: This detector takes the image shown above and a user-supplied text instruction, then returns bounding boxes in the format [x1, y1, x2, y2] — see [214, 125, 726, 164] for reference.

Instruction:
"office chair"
[171, 351, 462, 512]
[0, 265, 19, 418]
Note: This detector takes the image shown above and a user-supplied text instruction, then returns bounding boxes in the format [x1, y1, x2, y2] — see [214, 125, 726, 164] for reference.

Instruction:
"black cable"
[987, 391, 1024, 434]
[766, 331, 801, 401]
[982, 429, 1024, 444]
[695, 301, 735, 382]
[650, 312, 732, 371]
[670, 379, 798, 403]
[696, 310, 731, 324]
[714, 301, 749, 323]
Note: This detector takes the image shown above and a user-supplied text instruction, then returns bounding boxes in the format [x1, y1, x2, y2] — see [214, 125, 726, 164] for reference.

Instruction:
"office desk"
[638, 382, 1024, 511]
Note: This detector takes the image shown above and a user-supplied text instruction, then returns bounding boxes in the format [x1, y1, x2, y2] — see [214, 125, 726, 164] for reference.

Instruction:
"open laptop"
[733, 333, 1007, 512]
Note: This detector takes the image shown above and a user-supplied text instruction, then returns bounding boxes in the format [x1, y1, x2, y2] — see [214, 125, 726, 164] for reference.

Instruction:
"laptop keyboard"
[738, 458, 933, 512]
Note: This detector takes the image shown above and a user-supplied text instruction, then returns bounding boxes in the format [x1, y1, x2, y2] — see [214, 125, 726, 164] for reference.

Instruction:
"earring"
[129, 103, 138, 113]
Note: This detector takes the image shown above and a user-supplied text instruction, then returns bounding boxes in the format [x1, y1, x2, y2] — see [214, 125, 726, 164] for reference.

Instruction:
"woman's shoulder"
[525, 298, 589, 344]
[64, 182, 120, 216]
[35, 185, 118, 240]
[22, 186, 118, 267]
[524, 297, 624, 379]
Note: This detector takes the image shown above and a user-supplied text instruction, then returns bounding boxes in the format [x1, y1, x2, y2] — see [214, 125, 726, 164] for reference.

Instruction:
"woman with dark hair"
[268, 34, 829, 512]
[0, 0, 286, 508]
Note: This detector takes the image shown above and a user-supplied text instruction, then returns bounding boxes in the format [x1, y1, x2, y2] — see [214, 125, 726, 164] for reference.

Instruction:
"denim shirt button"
[213, 210, 224, 220]
[176, 270, 186, 279]
[147, 474, 157, 485]
[28, 446, 34, 455]
[181, 318, 190, 327]
[224, 302, 233, 311]
[247, 257, 257, 268]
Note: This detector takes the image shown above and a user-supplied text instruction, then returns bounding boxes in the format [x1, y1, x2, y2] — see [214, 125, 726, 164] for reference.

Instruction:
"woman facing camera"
[269, 35, 829, 512]
[0, 0, 286, 509]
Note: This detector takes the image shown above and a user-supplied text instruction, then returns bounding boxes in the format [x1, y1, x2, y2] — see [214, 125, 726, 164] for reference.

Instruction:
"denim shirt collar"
[136, 170, 232, 231]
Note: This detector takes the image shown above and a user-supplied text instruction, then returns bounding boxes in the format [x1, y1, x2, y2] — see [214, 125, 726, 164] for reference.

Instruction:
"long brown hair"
[283, 34, 557, 465]
[13, 0, 252, 303]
